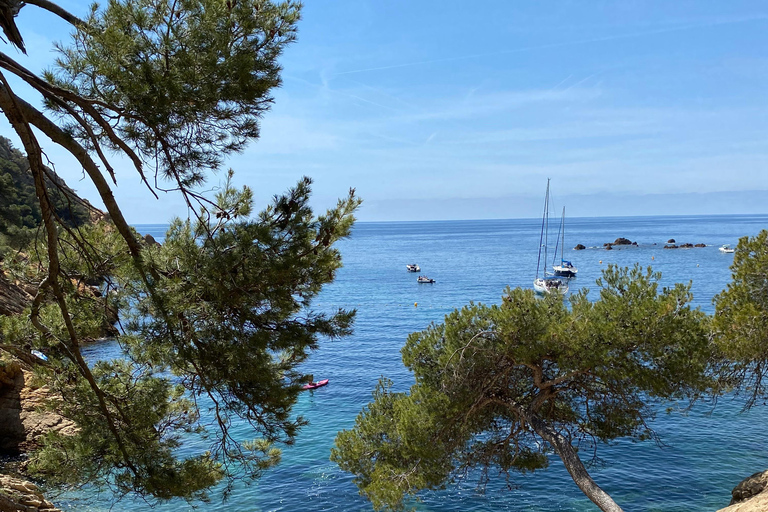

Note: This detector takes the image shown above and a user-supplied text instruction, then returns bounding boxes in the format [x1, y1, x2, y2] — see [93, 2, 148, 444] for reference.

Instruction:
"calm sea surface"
[61, 214, 768, 511]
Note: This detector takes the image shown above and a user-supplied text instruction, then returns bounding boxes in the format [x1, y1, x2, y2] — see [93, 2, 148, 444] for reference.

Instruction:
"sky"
[2, 1, 767, 222]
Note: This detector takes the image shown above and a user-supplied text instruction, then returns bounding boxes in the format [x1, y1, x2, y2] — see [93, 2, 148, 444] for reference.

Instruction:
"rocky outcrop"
[613, 237, 634, 245]
[574, 244, 586, 250]
[0, 364, 75, 455]
[667, 238, 676, 243]
[0, 474, 61, 511]
[0, 274, 34, 317]
[718, 470, 768, 512]
[663, 242, 707, 249]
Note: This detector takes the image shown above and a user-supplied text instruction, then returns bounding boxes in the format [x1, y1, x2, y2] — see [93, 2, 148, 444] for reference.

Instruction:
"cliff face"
[0, 362, 75, 455]
[0, 273, 33, 317]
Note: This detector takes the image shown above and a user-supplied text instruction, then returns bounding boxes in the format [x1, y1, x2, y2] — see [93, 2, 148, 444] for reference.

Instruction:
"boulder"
[667, 238, 676, 243]
[0, 366, 76, 454]
[717, 470, 768, 512]
[143, 233, 161, 247]
[0, 474, 62, 511]
[613, 237, 633, 245]
[680, 243, 694, 248]
[731, 471, 768, 505]
[695, 243, 706, 248]
[574, 244, 586, 251]
[664, 244, 678, 249]
[605, 244, 613, 251]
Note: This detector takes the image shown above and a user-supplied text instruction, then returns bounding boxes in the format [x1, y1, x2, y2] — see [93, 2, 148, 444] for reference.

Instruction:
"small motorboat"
[719, 245, 735, 254]
[406, 264, 421, 272]
[302, 379, 329, 390]
[417, 276, 435, 283]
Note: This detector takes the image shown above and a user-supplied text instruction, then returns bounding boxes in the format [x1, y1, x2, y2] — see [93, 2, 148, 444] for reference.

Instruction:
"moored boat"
[406, 264, 421, 272]
[417, 276, 435, 283]
[552, 206, 577, 278]
[719, 245, 735, 254]
[533, 180, 569, 295]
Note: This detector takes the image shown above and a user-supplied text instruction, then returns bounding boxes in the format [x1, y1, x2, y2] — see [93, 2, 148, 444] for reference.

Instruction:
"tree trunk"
[528, 414, 624, 512]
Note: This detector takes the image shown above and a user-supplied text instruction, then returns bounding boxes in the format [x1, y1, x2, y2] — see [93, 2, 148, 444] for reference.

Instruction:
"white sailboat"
[534, 180, 569, 295]
[552, 206, 578, 278]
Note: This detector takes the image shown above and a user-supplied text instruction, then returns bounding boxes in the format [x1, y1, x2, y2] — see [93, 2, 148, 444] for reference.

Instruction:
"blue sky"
[2, 1, 767, 222]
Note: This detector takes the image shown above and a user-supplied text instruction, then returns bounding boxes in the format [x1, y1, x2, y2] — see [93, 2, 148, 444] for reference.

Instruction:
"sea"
[58, 214, 768, 511]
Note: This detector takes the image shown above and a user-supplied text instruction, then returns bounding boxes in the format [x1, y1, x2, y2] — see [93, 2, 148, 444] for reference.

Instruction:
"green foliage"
[713, 230, 768, 404]
[0, 137, 91, 256]
[332, 265, 712, 511]
[17, 177, 359, 501]
[48, 0, 301, 186]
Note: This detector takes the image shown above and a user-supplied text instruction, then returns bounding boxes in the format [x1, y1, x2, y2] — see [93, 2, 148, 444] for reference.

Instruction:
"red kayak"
[302, 379, 329, 390]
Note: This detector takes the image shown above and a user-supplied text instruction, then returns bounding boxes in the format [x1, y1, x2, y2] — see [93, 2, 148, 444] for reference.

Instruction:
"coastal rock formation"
[0, 274, 33, 316]
[574, 244, 586, 250]
[667, 238, 675, 243]
[0, 363, 75, 454]
[0, 474, 61, 512]
[143, 233, 161, 247]
[663, 242, 707, 249]
[717, 470, 768, 512]
[613, 237, 634, 245]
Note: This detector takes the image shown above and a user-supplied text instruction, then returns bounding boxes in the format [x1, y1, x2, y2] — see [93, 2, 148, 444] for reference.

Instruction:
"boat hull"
[302, 379, 329, 390]
[533, 277, 569, 295]
[553, 265, 577, 278]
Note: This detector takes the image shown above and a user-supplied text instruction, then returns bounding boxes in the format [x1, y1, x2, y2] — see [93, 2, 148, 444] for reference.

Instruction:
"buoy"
[414, 302, 418, 307]
[599, 260, 602, 264]
[697, 264, 700, 267]
[651, 256, 655, 260]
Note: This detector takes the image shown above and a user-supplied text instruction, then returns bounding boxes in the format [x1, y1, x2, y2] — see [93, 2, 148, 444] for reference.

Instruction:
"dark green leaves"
[334, 265, 712, 510]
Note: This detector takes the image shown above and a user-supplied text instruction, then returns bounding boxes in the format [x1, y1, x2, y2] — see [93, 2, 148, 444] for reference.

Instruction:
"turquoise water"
[60, 215, 768, 511]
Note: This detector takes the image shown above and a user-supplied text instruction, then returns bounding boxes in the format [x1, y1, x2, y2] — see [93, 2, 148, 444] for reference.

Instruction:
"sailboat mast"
[552, 206, 564, 268]
[536, 179, 550, 278]
[561, 206, 566, 264]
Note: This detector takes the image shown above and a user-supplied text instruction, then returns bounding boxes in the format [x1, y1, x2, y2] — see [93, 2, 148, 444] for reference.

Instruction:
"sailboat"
[552, 207, 578, 278]
[533, 180, 569, 295]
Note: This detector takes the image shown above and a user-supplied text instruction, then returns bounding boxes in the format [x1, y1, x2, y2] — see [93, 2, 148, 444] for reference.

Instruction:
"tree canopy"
[332, 265, 713, 512]
[713, 230, 768, 407]
[0, 0, 361, 503]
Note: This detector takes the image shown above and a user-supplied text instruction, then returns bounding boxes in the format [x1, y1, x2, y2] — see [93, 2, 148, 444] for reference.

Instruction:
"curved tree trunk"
[528, 414, 624, 512]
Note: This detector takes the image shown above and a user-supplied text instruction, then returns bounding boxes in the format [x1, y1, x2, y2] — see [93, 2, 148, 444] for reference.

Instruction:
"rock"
[143, 233, 161, 247]
[574, 244, 586, 250]
[718, 470, 768, 512]
[731, 471, 768, 505]
[0, 474, 62, 511]
[605, 244, 613, 250]
[668, 238, 676, 243]
[664, 244, 678, 249]
[695, 243, 706, 247]
[0, 274, 35, 317]
[613, 237, 633, 245]
[0, 368, 76, 455]
[680, 243, 694, 248]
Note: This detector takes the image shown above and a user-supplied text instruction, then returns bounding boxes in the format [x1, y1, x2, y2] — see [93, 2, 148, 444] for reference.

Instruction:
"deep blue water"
[61, 215, 768, 511]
